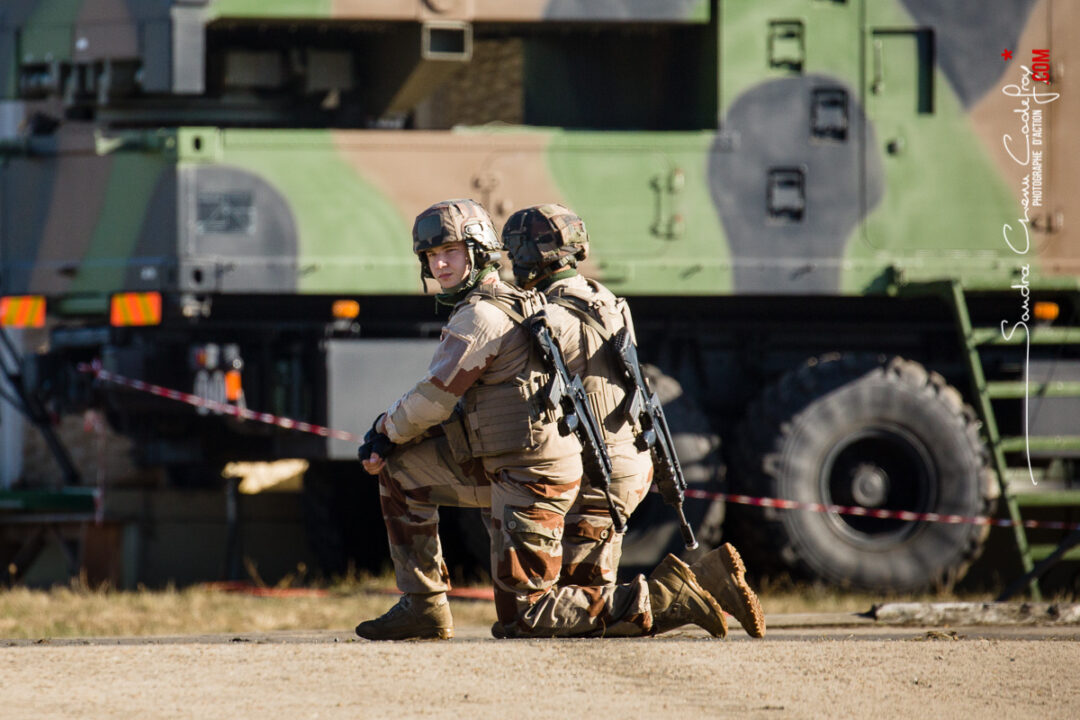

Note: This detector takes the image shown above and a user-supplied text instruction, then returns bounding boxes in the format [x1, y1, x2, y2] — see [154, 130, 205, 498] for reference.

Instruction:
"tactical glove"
[358, 417, 394, 463]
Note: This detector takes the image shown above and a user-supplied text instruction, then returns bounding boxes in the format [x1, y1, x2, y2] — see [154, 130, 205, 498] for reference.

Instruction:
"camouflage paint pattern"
[208, 0, 709, 23]
[0, 128, 177, 313]
[969, 0, 1077, 276]
[1, 0, 187, 97]
[5, 0, 1073, 309]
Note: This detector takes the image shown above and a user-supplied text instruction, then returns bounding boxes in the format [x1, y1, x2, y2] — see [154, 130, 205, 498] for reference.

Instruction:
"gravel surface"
[2, 622, 1078, 719]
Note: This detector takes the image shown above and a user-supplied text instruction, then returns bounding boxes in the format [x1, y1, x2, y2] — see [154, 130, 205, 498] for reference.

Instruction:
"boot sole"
[714, 543, 766, 638]
[355, 625, 454, 641]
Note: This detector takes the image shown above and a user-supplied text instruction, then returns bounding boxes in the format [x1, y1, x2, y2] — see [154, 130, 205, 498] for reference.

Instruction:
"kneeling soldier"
[501, 203, 765, 638]
[355, 199, 729, 640]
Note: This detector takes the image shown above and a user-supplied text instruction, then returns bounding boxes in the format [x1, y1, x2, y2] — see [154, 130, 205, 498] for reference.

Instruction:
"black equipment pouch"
[440, 404, 474, 464]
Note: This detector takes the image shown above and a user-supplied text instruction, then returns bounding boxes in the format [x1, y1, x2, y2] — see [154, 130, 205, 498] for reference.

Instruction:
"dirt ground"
[2, 621, 1078, 720]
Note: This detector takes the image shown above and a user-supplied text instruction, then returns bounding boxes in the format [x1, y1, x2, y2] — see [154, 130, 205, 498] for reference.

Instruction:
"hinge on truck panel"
[767, 167, 806, 222]
[768, 20, 805, 73]
[650, 168, 685, 240]
[811, 88, 849, 141]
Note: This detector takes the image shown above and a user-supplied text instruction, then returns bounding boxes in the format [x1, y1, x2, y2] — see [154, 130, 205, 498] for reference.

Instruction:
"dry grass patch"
[0, 575, 496, 640]
[0, 572, 1014, 640]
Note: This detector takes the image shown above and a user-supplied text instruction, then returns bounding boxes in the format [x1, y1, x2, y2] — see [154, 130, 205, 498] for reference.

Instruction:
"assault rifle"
[613, 326, 698, 550]
[528, 311, 626, 534]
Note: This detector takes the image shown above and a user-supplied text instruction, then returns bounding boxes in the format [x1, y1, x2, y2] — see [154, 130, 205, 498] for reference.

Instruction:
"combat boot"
[647, 554, 727, 637]
[354, 592, 454, 641]
[691, 542, 766, 638]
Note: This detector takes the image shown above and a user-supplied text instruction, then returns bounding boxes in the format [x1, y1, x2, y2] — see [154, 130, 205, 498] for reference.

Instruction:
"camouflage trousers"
[378, 433, 652, 637]
[560, 444, 653, 588]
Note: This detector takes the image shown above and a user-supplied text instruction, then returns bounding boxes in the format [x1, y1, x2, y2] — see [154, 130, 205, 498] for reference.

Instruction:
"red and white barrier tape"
[77, 360, 362, 443]
[679, 487, 1080, 533]
[80, 361, 1080, 533]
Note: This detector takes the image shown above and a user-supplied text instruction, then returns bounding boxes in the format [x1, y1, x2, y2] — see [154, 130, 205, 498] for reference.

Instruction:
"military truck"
[1, 0, 1077, 593]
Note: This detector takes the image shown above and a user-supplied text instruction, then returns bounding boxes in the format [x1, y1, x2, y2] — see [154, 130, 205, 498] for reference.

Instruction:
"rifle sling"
[477, 295, 528, 326]
[482, 292, 611, 344]
[549, 296, 612, 341]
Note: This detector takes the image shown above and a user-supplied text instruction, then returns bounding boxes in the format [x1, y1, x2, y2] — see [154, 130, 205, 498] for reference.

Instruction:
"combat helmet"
[412, 199, 502, 291]
[501, 204, 589, 287]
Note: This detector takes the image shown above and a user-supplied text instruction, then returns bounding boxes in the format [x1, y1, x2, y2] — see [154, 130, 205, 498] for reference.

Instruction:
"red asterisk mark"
[1002, 48, 1013, 60]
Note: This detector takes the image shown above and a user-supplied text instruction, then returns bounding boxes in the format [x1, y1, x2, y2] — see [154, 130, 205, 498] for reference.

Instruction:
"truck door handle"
[872, 38, 884, 94]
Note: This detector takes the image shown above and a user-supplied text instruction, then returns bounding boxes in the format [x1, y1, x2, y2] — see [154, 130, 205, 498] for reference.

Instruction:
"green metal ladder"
[938, 281, 1080, 599]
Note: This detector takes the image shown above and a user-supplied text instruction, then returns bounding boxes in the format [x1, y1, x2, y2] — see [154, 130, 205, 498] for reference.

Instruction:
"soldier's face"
[426, 241, 471, 289]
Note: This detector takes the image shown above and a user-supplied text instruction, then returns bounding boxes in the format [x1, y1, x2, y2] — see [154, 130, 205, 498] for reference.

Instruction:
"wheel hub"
[850, 463, 890, 507]
[819, 425, 937, 547]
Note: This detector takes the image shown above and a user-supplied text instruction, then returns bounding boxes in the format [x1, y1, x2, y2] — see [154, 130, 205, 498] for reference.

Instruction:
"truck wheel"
[731, 354, 997, 593]
[617, 365, 726, 574]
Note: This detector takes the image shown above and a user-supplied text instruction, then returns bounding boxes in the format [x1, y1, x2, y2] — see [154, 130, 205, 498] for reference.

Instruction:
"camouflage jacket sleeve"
[381, 299, 513, 444]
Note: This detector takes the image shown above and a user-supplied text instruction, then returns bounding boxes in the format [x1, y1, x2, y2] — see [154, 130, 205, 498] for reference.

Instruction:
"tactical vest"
[548, 278, 636, 445]
[449, 282, 556, 458]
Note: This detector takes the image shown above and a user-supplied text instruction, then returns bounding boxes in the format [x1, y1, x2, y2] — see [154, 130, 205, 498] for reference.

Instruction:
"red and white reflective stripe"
[78, 361, 1080, 533]
[679, 488, 1080, 533]
[77, 360, 361, 443]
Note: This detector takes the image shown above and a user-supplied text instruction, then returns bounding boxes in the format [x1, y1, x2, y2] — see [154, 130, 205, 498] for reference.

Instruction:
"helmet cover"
[412, 198, 501, 286]
[501, 203, 589, 285]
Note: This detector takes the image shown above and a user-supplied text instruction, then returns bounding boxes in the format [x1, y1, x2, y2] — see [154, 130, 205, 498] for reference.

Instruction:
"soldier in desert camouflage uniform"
[355, 198, 730, 640]
[502, 203, 766, 638]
